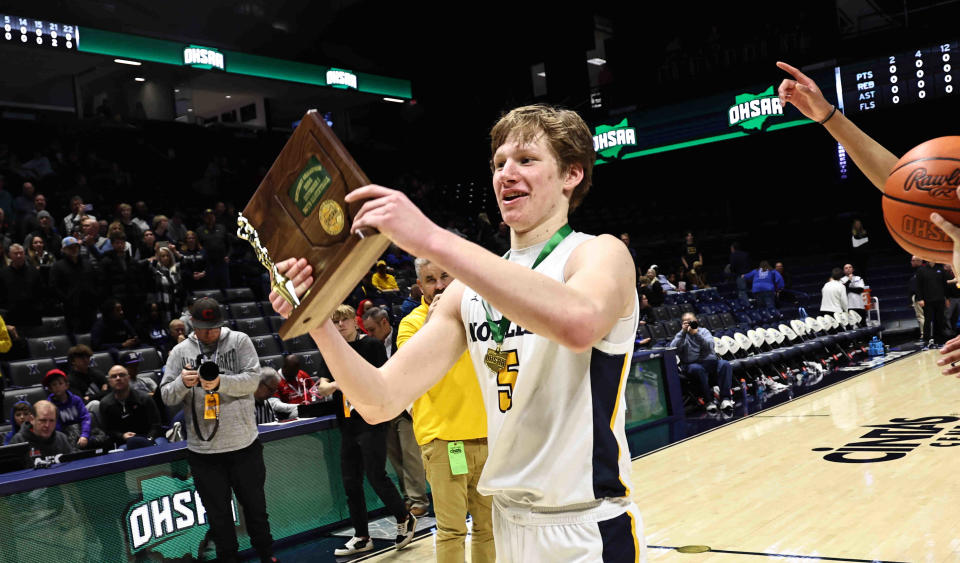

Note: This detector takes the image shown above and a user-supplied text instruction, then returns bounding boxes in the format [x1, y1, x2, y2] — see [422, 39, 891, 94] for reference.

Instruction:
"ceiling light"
[587, 58, 606, 66]
[187, 108, 193, 112]
[114, 58, 142, 66]
[225, 95, 231, 99]
[383, 97, 404, 103]
[134, 77, 146, 82]
[174, 89, 180, 93]
[536, 72, 546, 77]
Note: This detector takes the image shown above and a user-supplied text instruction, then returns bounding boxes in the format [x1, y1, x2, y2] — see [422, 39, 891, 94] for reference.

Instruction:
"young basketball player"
[271, 105, 645, 561]
[776, 61, 960, 375]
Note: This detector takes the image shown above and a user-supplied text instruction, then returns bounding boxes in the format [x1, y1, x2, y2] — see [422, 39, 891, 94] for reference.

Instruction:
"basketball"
[882, 136, 960, 262]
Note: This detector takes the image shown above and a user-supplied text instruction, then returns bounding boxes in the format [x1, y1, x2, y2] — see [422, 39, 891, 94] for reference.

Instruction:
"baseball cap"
[43, 368, 67, 388]
[121, 351, 141, 365]
[61, 236, 80, 247]
[190, 296, 225, 329]
[376, 260, 386, 267]
[37, 210, 53, 220]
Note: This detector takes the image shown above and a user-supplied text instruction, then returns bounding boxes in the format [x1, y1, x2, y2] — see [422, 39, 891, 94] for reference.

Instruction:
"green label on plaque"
[288, 156, 333, 216]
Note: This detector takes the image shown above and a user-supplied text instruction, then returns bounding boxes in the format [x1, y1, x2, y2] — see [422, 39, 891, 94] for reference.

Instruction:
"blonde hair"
[331, 304, 356, 322]
[489, 104, 595, 211]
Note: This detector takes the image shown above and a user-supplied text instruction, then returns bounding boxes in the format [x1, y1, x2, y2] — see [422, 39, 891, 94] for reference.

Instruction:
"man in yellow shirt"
[397, 258, 493, 562]
[371, 260, 400, 293]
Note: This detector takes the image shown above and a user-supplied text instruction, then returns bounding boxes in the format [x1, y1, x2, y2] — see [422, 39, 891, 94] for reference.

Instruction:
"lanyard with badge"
[480, 224, 572, 373]
[191, 340, 222, 441]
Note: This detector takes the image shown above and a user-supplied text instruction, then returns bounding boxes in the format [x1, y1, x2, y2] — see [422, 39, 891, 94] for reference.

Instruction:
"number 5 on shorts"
[497, 350, 519, 412]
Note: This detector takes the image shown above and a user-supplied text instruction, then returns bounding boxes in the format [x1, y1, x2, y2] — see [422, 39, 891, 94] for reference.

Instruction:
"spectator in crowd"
[121, 351, 157, 396]
[671, 313, 734, 414]
[910, 255, 925, 339]
[820, 267, 848, 315]
[638, 273, 665, 306]
[66, 345, 108, 404]
[100, 231, 145, 318]
[4, 400, 31, 445]
[161, 296, 277, 563]
[0, 208, 13, 251]
[63, 195, 95, 235]
[100, 364, 163, 449]
[0, 244, 43, 328]
[18, 192, 46, 238]
[648, 265, 677, 294]
[150, 246, 183, 323]
[90, 298, 139, 352]
[197, 208, 231, 290]
[43, 369, 102, 450]
[680, 231, 702, 271]
[100, 221, 134, 257]
[29, 210, 61, 257]
[0, 174, 12, 225]
[117, 203, 143, 246]
[137, 302, 173, 353]
[364, 304, 430, 517]
[399, 284, 422, 317]
[167, 212, 188, 244]
[398, 257, 494, 562]
[372, 260, 401, 294]
[12, 181, 35, 224]
[620, 232, 638, 266]
[153, 214, 171, 242]
[685, 260, 709, 289]
[311, 304, 416, 556]
[637, 293, 655, 325]
[137, 229, 157, 261]
[254, 367, 298, 424]
[851, 218, 870, 275]
[775, 261, 791, 289]
[25, 234, 55, 267]
[50, 237, 99, 333]
[8, 400, 75, 458]
[132, 201, 152, 233]
[742, 260, 784, 309]
[168, 318, 188, 348]
[180, 230, 209, 292]
[916, 260, 948, 349]
[841, 263, 867, 326]
[78, 216, 106, 268]
[729, 242, 752, 302]
[945, 264, 960, 337]
[275, 354, 314, 405]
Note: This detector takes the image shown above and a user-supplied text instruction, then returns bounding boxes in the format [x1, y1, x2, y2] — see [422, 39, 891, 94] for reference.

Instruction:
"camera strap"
[190, 337, 221, 442]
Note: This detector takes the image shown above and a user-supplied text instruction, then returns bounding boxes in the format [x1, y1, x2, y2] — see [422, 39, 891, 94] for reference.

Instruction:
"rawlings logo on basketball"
[902, 167, 960, 200]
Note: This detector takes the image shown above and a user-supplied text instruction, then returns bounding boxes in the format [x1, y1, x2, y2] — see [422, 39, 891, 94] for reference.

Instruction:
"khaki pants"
[913, 295, 925, 336]
[386, 414, 429, 508]
[421, 438, 495, 563]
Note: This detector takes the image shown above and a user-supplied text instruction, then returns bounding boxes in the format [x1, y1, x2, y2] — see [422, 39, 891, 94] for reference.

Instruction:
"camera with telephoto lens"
[687, 320, 699, 330]
[195, 354, 220, 382]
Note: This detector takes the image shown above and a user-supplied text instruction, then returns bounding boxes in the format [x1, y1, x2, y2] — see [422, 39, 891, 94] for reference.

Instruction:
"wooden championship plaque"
[238, 110, 389, 339]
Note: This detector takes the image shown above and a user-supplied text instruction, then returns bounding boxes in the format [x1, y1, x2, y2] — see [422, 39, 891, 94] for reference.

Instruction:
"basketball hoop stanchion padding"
[238, 110, 389, 340]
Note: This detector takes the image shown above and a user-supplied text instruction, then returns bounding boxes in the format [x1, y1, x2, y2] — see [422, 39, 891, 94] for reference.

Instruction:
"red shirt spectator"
[274, 355, 315, 405]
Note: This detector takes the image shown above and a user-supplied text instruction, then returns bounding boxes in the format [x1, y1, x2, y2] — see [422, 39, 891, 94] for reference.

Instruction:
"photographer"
[669, 312, 734, 414]
[160, 297, 277, 563]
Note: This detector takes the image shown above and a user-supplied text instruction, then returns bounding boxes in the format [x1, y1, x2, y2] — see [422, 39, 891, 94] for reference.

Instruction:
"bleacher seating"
[233, 317, 271, 337]
[282, 334, 318, 354]
[224, 288, 257, 303]
[230, 301, 262, 319]
[127, 348, 165, 372]
[258, 355, 284, 370]
[2, 385, 48, 423]
[251, 335, 284, 357]
[7, 358, 57, 388]
[26, 335, 73, 360]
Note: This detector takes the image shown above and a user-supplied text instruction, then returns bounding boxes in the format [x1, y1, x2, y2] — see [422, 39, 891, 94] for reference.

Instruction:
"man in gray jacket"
[161, 297, 277, 563]
[670, 312, 734, 414]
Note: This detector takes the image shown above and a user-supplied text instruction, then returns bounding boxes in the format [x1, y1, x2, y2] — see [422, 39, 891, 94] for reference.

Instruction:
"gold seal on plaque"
[318, 200, 345, 235]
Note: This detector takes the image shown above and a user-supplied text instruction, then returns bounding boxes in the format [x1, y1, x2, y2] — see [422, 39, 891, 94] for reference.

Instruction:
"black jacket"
[916, 264, 947, 302]
[99, 389, 162, 443]
[320, 335, 387, 430]
[0, 263, 43, 326]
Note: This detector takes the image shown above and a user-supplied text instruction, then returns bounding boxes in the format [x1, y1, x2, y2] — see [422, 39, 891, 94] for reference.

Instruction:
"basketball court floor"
[353, 348, 959, 562]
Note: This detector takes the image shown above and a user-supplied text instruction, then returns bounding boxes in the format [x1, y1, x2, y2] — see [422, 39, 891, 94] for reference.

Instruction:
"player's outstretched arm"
[776, 61, 898, 192]
[270, 258, 466, 422]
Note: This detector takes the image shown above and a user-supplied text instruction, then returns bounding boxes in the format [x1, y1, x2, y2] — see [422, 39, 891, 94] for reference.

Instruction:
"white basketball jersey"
[461, 231, 639, 508]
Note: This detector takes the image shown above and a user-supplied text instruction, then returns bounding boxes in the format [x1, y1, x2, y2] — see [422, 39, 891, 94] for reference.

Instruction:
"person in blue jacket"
[742, 260, 784, 309]
[3, 399, 31, 445]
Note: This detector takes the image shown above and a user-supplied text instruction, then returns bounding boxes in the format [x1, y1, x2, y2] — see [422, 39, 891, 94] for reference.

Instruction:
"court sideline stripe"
[630, 350, 920, 461]
[648, 545, 908, 562]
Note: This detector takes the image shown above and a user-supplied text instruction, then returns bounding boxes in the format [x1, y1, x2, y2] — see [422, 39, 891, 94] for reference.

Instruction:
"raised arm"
[344, 186, 636, 352]
[776, 61, 899, 191]
[271, 261, 467, 423]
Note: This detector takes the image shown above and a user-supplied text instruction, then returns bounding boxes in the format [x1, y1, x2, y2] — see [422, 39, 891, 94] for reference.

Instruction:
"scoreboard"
[836, 40, 957, 114]
[1, 14, 78, 50]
